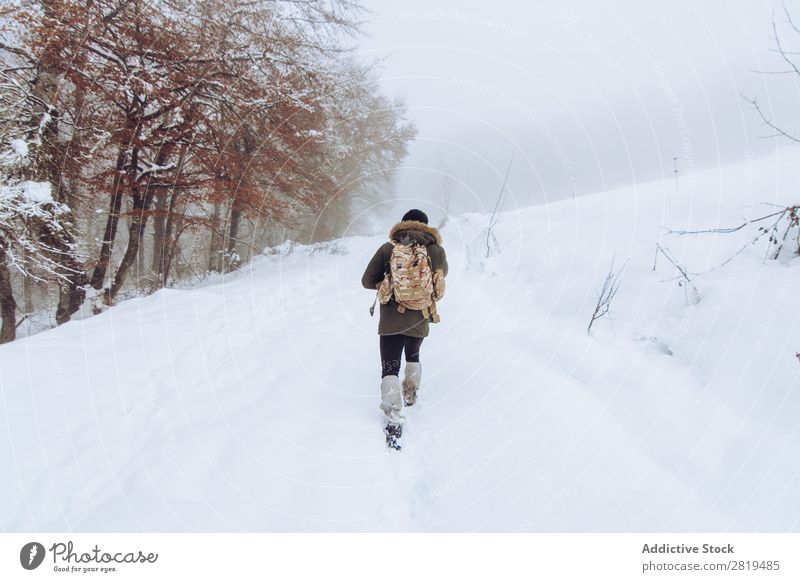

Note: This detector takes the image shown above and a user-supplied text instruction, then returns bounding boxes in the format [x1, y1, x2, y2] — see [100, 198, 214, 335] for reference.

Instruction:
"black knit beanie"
[401, 209, 428, 224]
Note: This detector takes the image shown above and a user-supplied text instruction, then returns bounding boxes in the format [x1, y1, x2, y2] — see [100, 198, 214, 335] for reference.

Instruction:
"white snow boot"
[380, 375, 405, 424]
[402, 362, 422, 406]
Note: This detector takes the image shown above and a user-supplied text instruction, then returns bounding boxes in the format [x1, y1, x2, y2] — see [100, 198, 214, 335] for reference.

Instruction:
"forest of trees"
[0, 0, 415, 343]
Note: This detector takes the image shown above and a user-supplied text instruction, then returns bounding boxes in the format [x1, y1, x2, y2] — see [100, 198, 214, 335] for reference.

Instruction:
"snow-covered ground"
[2, 147, 799, 532]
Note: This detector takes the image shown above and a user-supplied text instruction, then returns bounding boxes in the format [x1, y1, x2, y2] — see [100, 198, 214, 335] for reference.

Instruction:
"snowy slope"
[2, 148, 799, 532]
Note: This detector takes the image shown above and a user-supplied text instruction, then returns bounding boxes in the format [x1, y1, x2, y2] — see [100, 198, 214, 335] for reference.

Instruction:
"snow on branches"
[0, 180, 78, 281]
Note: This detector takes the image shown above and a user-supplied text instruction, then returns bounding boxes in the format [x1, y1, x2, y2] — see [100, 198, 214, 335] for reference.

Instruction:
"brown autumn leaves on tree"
[0, 0, 415, 342]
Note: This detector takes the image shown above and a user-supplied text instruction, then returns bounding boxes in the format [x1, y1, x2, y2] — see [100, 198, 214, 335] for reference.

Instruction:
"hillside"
[1, 148, 799, 532]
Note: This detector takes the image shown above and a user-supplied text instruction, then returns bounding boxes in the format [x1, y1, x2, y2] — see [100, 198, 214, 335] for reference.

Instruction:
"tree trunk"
[0, 243, 17, 344]
[21, 268, 34, 314]
[55, 247, 86, 325]
[157, 141, 189, 284]
[208, 202, 223, 273]
[163, 235, 181, 288]
[161, 190, 181, 287]
[106, 189, 153, 303]
[137, 226, 146, 279]
[224, 200, 242, 273]
[55, 277, 86, 325]
[151, 190, 167, 277]
[89, 147, 128, 289]
[163, 241, 177, 287]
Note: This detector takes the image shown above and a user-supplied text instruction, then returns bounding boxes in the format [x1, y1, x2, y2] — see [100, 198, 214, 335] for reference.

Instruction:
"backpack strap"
[369, 290, 378, 316]
[424, 245, 440, 322]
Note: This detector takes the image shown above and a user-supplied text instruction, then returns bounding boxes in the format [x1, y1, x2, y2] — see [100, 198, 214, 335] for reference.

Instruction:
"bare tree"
[746, 3, 800, 143]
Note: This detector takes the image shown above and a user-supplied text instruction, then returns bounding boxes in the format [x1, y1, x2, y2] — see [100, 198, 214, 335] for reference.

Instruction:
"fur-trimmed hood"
[389, 220, 442, 245]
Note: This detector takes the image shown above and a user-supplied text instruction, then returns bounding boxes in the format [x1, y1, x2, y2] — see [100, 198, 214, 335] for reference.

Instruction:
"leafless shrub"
[587, 256, 628, 334]
[665, 204, 800, 269]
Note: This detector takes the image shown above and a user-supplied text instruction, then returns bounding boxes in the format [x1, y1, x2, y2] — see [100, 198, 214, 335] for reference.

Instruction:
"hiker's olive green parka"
[361, 220, 448, 338]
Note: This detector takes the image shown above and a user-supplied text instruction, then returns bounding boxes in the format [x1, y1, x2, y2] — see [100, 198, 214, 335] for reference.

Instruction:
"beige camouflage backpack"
[377, 241, 444, 322]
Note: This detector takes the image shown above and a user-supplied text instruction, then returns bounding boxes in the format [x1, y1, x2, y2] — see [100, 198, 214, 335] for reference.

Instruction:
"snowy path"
[2, 149, 800, 531]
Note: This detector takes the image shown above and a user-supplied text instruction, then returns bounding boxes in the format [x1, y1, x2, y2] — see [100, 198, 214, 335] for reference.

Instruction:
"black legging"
[380, 334, 423, 377]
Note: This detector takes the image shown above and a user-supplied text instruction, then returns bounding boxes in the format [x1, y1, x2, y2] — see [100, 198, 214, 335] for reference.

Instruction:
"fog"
[356, 0, 800, 221]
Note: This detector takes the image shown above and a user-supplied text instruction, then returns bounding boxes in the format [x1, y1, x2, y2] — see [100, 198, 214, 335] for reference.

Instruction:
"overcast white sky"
[354, 0, 800, 220]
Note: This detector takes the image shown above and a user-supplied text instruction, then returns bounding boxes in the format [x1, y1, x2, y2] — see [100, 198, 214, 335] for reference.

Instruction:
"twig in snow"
[654, 244, 699, 305]
[485, 156, 513, 258]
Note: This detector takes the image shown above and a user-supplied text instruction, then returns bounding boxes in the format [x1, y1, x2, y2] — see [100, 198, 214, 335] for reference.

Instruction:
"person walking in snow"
[361, 209, 448, 450]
